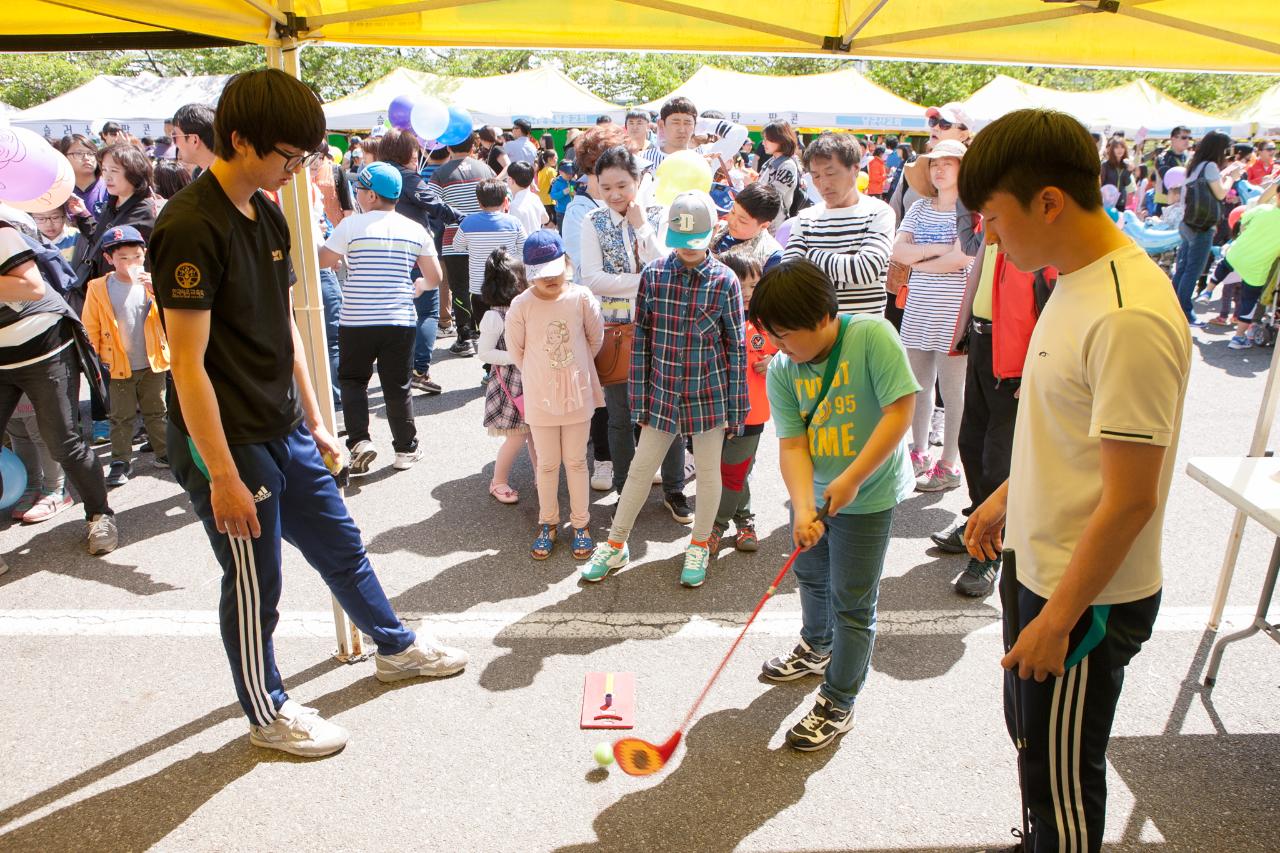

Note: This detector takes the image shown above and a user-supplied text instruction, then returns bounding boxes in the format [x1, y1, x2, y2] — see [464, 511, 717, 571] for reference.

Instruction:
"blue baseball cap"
[357, 161, 402, 200]
[101, 224, 146, 251]
[523, 229, 566, 280]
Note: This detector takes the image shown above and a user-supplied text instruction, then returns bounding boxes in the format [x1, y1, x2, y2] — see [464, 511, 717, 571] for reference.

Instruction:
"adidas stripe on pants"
[169, 422, 416, 726]
[1005, 583, 1160, 852]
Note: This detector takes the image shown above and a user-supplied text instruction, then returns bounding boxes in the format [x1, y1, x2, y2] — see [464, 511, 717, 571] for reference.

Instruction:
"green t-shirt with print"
[766, 314, 921, 515]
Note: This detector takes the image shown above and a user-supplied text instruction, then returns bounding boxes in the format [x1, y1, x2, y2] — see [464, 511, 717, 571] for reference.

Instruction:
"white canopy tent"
[1231, 82, 1280, 137]
[639, 65, 926, 131]
[962, 74, 1247, 138]
[11, 73, 231, 140]
[322, 65, 625, 130]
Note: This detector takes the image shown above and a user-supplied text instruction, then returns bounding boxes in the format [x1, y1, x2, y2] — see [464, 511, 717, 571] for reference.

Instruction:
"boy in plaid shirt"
[583, 191, 746, 588]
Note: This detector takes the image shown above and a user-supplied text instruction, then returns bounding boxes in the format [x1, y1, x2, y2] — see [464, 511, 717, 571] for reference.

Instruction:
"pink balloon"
[7, 155, 75, 212]
[0, 127, 63, 202]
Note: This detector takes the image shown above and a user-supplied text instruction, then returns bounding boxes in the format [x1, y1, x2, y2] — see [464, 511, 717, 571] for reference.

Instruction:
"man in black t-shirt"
[151, 69, 467, 759]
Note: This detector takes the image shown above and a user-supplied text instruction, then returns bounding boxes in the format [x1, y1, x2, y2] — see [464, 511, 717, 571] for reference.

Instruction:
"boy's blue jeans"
[792, 506, 895, 711]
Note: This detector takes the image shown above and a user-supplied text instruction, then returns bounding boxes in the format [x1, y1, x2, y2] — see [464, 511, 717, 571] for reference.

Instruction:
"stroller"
[1120, 210, 1181, 275]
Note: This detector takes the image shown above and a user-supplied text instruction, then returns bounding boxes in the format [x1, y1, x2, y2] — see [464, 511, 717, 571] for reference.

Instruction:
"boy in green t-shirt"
[750, 259, 919, 751]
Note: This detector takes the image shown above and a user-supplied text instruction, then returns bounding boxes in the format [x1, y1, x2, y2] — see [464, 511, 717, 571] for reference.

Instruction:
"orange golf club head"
[612, 732, 682, 776]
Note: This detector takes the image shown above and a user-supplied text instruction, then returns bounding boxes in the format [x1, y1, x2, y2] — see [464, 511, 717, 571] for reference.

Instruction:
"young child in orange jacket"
[709, 252, 778, 554]
[81, 225, 170, 487]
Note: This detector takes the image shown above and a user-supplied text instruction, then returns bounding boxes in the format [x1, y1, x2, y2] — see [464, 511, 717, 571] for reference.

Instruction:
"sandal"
[531, 524, 557, 560]
[571, 527, 595, 559]
[489, 482, 519, 504]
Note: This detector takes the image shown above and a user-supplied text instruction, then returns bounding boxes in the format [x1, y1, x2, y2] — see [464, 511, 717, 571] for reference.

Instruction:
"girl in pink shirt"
[505, 231, 605, 560]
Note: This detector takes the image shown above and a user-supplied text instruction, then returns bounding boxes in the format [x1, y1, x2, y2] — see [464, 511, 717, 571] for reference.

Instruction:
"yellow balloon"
[655, 149, 712, 206]
[857, 171, 870, 193]
[330, 146, 343, 164]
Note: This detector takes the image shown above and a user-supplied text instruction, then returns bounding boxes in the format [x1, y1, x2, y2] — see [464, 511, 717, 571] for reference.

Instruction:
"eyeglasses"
[171, 132, 193, 143]
[927, 116, 954, 130]
[33, 214, 66, 224]
[271, 145, 328, 172]
[66, 150, 97, 160]
[1174, 135, 1193, 141]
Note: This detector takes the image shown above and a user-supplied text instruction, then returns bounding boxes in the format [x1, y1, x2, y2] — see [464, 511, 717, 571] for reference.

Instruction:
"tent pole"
[267, 41, 367, 663]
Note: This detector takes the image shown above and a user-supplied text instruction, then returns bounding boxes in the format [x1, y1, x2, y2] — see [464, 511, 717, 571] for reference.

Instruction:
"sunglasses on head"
[928, 116, 954, 130]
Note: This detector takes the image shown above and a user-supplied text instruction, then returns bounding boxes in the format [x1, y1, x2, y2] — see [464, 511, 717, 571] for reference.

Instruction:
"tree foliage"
[0, 47, 1274, 118]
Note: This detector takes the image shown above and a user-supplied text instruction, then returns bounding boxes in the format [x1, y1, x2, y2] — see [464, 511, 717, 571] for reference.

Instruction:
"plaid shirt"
[629, 252, 747, 435]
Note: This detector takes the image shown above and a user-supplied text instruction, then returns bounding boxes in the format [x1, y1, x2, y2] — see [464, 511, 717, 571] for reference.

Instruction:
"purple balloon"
[388, 95, 416, 130]
[0, 127, 63, 203]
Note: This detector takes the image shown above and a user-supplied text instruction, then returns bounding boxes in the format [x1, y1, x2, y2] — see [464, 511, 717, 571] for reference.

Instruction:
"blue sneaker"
[679, 542, 711, 588]
[91, 420, 110, 445]
[530, 524, 556, 560]
[1228, 334, 1252, 350]
[581, 541, 628, 582]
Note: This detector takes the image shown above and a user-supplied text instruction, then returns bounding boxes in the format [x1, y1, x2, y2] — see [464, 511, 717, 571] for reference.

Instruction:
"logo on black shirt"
[175, 263, 202, 289]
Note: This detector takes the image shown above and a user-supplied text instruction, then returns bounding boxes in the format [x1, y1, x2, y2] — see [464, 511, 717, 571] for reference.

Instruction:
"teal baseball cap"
[356, 161, 402, 200]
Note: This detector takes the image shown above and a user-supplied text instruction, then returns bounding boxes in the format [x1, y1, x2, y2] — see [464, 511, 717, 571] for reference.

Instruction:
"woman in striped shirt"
[890, 139, 976, 493]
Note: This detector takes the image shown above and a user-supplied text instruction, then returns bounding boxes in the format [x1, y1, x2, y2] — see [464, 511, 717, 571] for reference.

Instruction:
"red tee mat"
[580, 671, 635, 729]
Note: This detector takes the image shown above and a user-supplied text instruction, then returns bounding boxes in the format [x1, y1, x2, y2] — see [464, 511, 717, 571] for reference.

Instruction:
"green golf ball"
[594, 742, 615, 766]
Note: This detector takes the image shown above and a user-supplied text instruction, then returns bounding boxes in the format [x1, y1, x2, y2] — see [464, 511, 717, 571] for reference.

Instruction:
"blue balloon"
[0, 447, 27, 510]
[437, 107, 475, 146]
[388, 95, 416, 130]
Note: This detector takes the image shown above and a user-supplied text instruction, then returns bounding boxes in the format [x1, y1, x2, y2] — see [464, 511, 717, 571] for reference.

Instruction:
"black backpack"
[1182, 163, 1222, 232]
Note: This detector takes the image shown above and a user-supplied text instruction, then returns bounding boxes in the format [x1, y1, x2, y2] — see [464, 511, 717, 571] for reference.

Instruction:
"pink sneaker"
[916, 462, 962, 493]
[21, 492, 74, 524]
[910, 449, 932, 478]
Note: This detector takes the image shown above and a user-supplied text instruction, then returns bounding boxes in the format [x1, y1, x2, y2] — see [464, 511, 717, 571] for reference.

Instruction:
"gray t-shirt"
[106, 273, 150, 371]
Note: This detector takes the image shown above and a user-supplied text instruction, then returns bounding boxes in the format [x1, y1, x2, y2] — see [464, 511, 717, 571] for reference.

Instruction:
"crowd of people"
[1, 66, 1277, 852]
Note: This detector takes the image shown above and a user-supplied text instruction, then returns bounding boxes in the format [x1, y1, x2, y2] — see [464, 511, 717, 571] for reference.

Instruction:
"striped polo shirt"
[453, 211, 528, 295]
[324, 210, 433, 328]
[426, 157, 496, 256]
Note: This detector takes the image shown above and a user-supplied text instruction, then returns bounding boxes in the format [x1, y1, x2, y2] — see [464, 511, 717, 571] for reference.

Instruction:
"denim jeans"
[413, 288, 439, 374]
[602, 382, 683, 494]
[793, 506, 895, 711]
[319, 268, 342, 405]
[1171, 224, 1215, 320]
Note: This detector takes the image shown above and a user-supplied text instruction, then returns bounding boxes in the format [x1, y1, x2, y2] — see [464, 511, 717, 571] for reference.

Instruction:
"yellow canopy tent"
[8, 0, 1279, 73]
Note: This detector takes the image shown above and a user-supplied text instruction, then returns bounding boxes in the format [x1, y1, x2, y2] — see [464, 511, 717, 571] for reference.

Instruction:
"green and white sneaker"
[785, 693, 855, 752]
[581, 541, 629, 582]
[249, 699, 349, 757]
[679, 541, 711, 588]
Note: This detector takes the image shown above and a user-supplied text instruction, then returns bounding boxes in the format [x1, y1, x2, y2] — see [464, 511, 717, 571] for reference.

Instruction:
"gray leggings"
[609, 426, 724, 543]
[906, 348, 966, 467]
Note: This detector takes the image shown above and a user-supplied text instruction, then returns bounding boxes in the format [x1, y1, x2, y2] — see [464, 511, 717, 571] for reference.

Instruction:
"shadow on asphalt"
[1193, 336, 1274, 379]
[0, 657, 344, 846]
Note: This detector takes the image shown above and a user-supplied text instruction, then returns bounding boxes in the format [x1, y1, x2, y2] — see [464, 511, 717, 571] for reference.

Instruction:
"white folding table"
[1187, 457, 1280, 685]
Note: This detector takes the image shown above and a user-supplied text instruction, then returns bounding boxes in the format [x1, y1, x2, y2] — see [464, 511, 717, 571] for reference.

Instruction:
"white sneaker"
[87, 514, 118, 555]
[375, 635, 468, 682]
[684, 450, 696, 482]
[349, 440, 377, 475]
[248, 699, 349, 757]
[591, 460, 614, 492]
[393, 445, 423, 470]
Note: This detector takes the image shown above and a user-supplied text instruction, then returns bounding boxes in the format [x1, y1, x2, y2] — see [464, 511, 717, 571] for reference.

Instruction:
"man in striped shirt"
[639, 97, 699, 174]
[426, 133, 496, 351]
[782, 133, 895, 316]
[452, 178, 528, 357]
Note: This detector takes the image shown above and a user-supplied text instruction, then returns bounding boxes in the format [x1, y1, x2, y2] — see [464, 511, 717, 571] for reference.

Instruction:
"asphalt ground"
[1, 317, 1278, 852]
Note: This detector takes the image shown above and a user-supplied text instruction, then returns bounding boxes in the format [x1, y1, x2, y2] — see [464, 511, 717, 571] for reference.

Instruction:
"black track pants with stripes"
[1004, 583, 1160, 853]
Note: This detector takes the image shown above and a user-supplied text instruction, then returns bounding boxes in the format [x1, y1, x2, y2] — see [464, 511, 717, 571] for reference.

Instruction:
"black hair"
[507, 160, 535, 189]
[56, 134, 101, 178]
[448, 132, 477, 154]
[958, 108, 1102, 213]
[427, 145, 450, 162]
[481, 247, 526, 308]
[718, 253, 761, 288]
[660, 97, 698, 122]
[801, 132, 861, 170]
[101, 121, 123, 137]
[734, 182, 781, 223]
[513, 118, 532, 136]
[625, 109, 649, 124]
[1233, 142, 1255, 161]
[1171, 125, 1191, 139]
[763, 121, 799, 158]
[747, 259, 838, 336]
[536, 147, 557, 170]
[1188, 130, 1234, 172]
[141, 137, 154, 147]
[478, 126, 499, 145]
[886, 135, 899, 149]
[873, 145, 886, 157]
[595, 115, 614, 125]
[213, 69, 325, 161]
[476, 177, 508, 208]
[153, 160, 192, 199]
[173, 103, 215, 150]
[700, 110, 725, 120]
[593, 145, 639, 181]
[541, 133, 554, 149]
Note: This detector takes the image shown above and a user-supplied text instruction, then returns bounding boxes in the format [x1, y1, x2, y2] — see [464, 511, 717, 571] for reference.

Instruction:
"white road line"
[0, 606, 1255, 640]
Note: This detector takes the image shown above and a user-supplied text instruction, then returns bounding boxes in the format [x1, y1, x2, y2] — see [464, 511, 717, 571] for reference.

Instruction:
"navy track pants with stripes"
[1005, 583, 1160, 852]
[170, 422, 416, 726]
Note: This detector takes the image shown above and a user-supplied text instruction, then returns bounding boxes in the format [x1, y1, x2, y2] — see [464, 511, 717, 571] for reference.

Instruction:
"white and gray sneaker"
[393, 446, 424, 470]
[590, 460, 614, 492]
[786, 693, 855, 751]
[349, 440, 377, 475]
[761, 638, 831, 681]
[249, 699, 349, 757]
[375, 635, 468, 682]
[87, 514, 118, 555]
